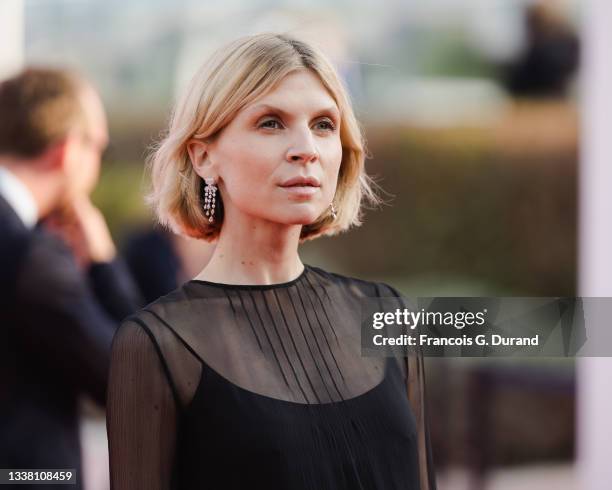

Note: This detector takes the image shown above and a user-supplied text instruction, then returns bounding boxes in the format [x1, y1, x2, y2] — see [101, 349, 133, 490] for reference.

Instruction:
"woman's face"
[198, 69, 342, 228]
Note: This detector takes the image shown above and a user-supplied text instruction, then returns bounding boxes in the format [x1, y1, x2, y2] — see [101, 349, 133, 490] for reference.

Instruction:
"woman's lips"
[279, 184, 319, 197]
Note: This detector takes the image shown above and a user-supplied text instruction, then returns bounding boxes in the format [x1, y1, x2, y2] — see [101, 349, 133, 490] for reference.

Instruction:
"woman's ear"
[186, 139, 210, 178]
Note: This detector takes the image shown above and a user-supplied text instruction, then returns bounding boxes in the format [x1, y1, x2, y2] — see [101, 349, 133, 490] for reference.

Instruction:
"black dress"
[106, 264, 436, 490]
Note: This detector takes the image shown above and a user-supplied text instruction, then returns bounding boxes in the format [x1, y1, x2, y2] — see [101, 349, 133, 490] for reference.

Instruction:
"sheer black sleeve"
[406, 331, 437, 490]
[106, 319, 179, 490]
[380, 282, 437, 490]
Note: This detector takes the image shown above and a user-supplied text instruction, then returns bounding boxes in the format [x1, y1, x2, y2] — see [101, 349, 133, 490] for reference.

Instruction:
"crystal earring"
[330, 202, 337, 220]
[203, 177, 217, 223]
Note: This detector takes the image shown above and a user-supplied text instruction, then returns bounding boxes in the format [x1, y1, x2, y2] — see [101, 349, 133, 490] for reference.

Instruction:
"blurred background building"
[3, 0, 610, 489]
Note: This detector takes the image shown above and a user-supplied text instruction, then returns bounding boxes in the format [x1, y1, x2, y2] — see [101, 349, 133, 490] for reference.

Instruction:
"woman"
[106, 32, 436, 490]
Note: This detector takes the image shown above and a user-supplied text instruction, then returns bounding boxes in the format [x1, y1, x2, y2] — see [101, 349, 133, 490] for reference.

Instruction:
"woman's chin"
[269, 202, 321, 225]
[283, 210, 322, 225]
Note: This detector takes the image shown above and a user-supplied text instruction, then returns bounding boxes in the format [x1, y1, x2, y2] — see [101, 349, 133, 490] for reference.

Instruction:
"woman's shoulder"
[306, 264, 404, 298]
[118, 265, 405, 330]
[116, 284, 196, 337]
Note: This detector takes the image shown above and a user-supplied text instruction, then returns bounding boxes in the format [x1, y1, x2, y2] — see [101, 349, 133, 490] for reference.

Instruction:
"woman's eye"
[314, 119, 336, 131]
[259, 119, 282, 129]
[258, 118, 336, 131]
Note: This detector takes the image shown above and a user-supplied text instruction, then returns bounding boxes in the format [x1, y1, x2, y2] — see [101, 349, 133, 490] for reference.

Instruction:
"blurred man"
[0, 68, 142, 488]
[505, 2, 579, 97]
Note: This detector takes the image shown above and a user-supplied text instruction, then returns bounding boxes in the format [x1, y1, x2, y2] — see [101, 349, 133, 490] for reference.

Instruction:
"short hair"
[146, 32, 381, 243]
[0, 67, 88, 158]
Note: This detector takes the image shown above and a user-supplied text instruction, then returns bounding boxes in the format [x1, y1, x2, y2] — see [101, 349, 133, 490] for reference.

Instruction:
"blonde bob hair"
[146, 32, 381, 242]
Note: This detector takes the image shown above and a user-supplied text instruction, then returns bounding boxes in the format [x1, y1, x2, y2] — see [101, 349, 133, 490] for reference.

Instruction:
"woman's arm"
[379, 282, 438, 490]
[406, 343, 437, 490]
[106, 319, 179, 490]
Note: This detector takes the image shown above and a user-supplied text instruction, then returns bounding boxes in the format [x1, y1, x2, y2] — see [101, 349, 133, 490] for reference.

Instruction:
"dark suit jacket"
[0, 194, 142, 489]
[123, 227, 182, 304]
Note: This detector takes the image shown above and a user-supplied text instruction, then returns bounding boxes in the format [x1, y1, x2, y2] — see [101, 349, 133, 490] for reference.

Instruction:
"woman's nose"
[286, 132, 318, 163]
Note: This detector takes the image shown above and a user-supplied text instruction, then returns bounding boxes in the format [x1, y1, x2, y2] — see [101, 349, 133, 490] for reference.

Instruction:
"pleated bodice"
[106, 264, 437, 490]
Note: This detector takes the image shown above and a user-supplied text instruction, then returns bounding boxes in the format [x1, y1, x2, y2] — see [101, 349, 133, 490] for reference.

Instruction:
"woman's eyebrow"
[248, 103, 339, 119]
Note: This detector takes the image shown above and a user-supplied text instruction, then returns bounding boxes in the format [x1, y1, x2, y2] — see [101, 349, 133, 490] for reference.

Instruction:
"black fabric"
[123, 227, 182, 304]
[0, 194, 143, 489]
[88, 258, 146, 322]
[107, 264, 437, 490]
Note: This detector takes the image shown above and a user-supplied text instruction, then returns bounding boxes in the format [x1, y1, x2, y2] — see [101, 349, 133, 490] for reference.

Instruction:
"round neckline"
[188, 264, 309, 290]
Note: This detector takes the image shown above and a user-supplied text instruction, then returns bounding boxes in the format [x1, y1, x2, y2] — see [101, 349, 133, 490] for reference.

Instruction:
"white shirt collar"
[0, 166, 39, 229]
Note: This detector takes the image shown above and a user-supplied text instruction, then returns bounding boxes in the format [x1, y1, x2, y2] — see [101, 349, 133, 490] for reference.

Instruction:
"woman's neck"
[193, 216, 304, 285]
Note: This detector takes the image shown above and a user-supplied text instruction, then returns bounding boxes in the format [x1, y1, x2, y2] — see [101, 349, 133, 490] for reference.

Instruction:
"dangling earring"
[330, 202, 337, 220]
[203, 177, 217, 223]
